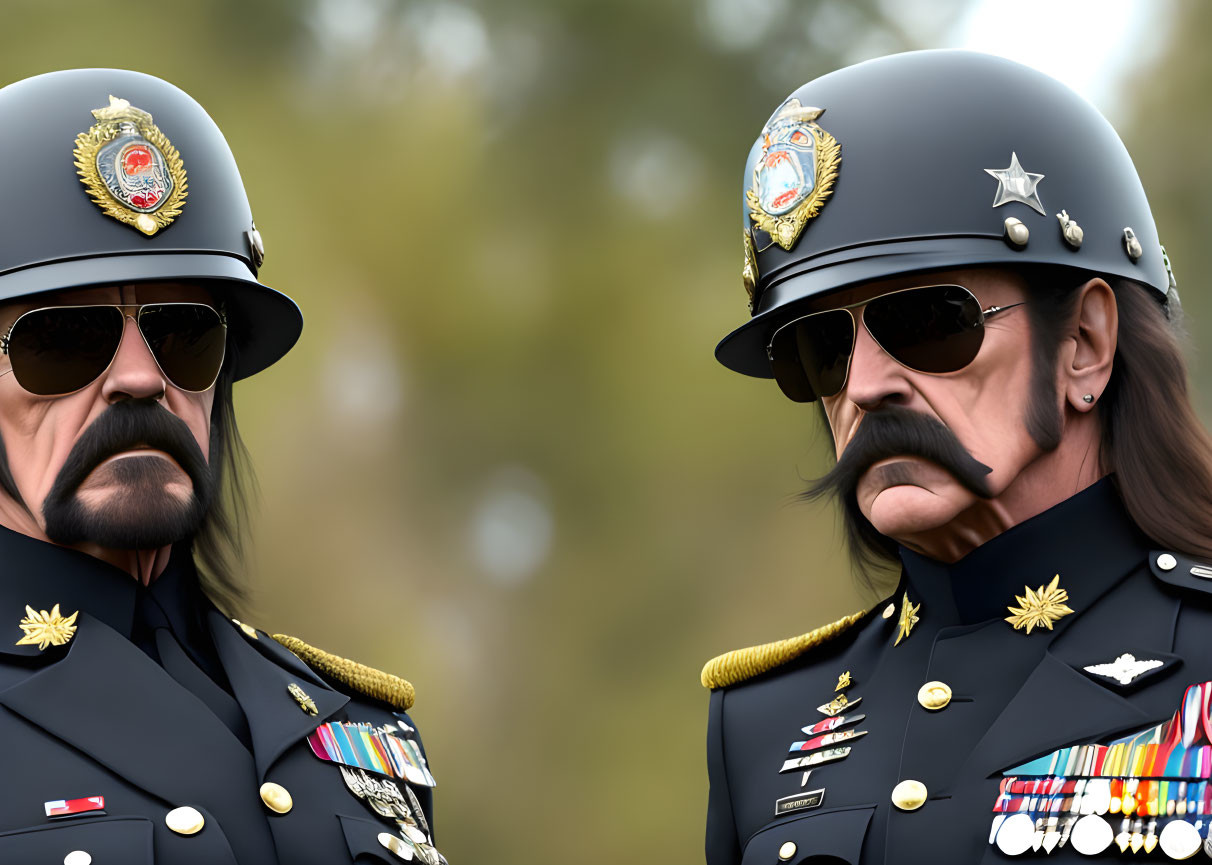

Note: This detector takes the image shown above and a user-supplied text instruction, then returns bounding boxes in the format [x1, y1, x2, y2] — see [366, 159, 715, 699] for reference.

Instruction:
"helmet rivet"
[1057, 210, 1083, 249]
[1002, 217, 1029, 249]
[1123, 227, 1143, 262]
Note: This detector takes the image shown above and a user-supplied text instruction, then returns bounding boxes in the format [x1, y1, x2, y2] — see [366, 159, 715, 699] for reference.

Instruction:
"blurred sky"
[951, 0, 1173, 118]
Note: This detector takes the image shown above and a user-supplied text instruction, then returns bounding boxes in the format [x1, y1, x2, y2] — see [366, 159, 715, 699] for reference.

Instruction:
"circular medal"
[1070, 814, 1114, 856]
[1159, 819, 1201, 860]
[1086, 778, 1112, 815]
[402, 823, 429, 845]
[995, 813, 1035, 856]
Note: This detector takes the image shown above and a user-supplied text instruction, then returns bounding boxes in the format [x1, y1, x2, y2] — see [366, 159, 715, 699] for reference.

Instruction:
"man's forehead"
[802, 268, 1029, 313]
[2, 281, 216, 312]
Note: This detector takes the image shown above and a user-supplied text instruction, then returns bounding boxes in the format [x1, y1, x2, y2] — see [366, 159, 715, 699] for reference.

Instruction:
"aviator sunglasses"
[0, 303, 227, 396]
[767, 284, 1024, 403]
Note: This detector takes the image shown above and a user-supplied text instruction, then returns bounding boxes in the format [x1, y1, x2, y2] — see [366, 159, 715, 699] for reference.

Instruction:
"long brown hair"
[192, 353, 256, 615]
[1099, 280, 1212, 558]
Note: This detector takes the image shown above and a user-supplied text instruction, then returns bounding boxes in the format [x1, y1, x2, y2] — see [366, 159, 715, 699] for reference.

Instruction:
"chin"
[861, 483, 978, 538]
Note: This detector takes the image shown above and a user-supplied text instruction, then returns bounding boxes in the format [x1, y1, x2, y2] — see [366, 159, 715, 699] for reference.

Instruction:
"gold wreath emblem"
[742, 227, 759, 309]
[73, 96, 188, 236]
[1005, 574, 1074, 634]
[746, 108, 840, 252]
[16, 603, 78, 650]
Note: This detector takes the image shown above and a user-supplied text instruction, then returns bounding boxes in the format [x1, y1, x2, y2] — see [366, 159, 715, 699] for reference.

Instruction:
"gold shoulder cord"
[700, 610, 868, 690]
[272, 634, 416, 712]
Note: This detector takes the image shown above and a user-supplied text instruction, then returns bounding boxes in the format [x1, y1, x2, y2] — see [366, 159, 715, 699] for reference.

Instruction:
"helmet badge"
[984, 152, 1045, 216]
[742, 227, 759, 310]
[73, 96, 188, 236]
[746, 99, 841, 252]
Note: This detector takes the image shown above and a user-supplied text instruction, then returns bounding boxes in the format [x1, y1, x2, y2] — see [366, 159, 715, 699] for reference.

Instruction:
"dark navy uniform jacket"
[0, 525, 433, 864]
[704, 480, 1212, 864]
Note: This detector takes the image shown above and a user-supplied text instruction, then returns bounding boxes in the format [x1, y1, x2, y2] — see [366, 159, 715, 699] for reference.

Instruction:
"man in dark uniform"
[0, 70, 442, 864]
[702, 51, 1212, 863]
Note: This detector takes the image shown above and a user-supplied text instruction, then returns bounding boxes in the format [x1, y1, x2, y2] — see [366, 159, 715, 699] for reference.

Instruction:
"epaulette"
[1149, 550, 1212, 598]
[700, 610, 867, 690]
[272, 633, 415, 711]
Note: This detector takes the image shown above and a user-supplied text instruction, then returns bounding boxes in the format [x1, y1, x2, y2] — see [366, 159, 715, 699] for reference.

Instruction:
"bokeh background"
[1, 1, 1208, 862]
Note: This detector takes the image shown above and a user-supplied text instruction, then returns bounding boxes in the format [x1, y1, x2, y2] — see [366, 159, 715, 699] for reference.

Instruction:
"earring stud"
[1082, 394, 1094, 404]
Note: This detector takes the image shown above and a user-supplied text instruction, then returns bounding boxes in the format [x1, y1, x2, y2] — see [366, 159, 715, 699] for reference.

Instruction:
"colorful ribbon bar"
[308, 721, 436, 788]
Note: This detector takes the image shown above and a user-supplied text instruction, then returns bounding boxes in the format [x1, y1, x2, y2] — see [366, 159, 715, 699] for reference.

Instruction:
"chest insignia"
[816, 693, 861, 717]
[988, 679, 1212, 857]
[287, 682, 319, 715]
[786, 728, 868, 756]
[308, 720, 436, 788]
[1005, 574, 1074, 634]
[310, 720, 443, 864]
[774, 788, 825, 817]
[775, 672, 870, 804]
[1084, 654, 1165, 687]
[340, 766, 443, 865]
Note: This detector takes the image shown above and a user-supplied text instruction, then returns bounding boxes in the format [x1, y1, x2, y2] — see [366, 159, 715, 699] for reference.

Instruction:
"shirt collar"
[897, 477, 1149, 627]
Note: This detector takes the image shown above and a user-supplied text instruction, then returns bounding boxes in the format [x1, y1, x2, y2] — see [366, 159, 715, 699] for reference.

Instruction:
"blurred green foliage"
[0, 1, 1203, 863]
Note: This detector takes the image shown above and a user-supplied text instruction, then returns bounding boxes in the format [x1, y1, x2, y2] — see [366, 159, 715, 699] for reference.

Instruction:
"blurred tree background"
[0, 1, 1203, 862]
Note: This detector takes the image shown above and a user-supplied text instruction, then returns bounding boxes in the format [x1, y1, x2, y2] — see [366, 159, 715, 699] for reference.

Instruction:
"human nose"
[100, 316, 166, 402]
[841, 314, 912, 410]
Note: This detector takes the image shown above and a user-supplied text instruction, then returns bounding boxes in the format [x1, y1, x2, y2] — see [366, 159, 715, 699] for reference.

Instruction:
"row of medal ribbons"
[307, 721, 436, 788]
[989, 682, 1212, 859]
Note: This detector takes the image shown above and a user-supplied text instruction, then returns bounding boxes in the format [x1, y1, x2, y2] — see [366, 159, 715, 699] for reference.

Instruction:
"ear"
[1061, 278, 1117, 412]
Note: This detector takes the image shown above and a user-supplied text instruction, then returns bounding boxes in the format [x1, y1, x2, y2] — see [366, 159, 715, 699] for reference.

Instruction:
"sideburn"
[1023, 277, 1084, 451]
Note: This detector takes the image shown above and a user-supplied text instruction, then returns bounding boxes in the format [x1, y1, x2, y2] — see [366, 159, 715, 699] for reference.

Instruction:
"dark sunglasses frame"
[0, 302, 228, 396]
[767, 284, 1025, 403]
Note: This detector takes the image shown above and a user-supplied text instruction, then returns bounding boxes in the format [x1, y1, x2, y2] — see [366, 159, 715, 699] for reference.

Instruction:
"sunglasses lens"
[138, 304, 227, 391]
[769, 309, 855, 402]
[864, 285, 985, 373]
[6, 306, 125, 396]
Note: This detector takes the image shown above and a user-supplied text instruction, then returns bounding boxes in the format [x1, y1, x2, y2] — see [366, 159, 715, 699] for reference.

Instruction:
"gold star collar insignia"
[16, 604, 79, 650]
[894, 593, 920, 646]
[1006, 574, 1075, 634]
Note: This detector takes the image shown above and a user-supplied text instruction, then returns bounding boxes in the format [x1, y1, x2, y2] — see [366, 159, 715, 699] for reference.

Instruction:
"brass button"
[64, 852, 92, 865]
[260, 782, 293, 814]
[165, 805, 205, 835]
[891, 779, 928, 811]
[1157, 553, 1177, 571]
[882, 603, 895, 619]
[917, 681, 952, 711]
[778, 840, 797, 861]
[379, 832, 414, 861]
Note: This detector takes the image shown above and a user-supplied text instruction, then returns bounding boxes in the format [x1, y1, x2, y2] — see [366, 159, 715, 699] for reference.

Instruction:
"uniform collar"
[897, 477, 1149, 627]
[0, 524, 201, 656]
[0, 524, 138, 654]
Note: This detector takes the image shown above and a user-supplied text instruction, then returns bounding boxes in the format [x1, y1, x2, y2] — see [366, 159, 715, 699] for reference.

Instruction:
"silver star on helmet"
[984, 152, 1045, 215]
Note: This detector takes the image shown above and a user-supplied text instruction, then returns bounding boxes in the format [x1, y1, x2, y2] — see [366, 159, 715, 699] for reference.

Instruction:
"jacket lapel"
[0, 613, 252, 805]
[208, 611, 348, 781]
[965, 651, 1158, 779]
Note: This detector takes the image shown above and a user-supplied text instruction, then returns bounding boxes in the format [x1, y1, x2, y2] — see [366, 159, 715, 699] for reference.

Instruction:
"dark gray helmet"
[717, 50, 1172, 378]
[0, 68, 301, 380]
